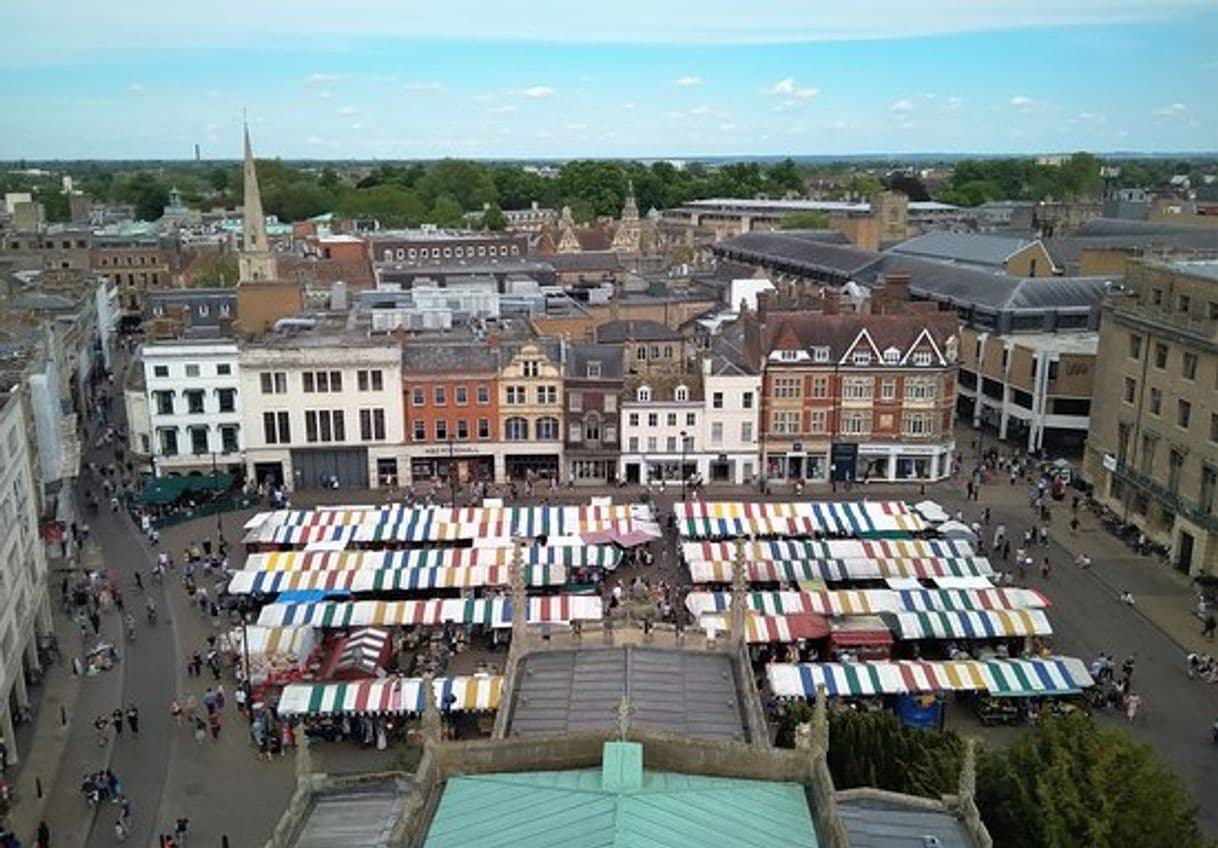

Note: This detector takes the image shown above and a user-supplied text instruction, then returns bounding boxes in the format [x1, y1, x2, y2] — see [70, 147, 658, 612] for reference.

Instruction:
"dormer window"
[637, 386, 652, 402]
[674, 385, 689, 402]
[812, 346, 830, 363]
[586, 361, 602, 378]
[779, 349, 799, 361]
[884, 348, 900, 364]
[913, 351, 933, 366]
[852, 351, 872, 366]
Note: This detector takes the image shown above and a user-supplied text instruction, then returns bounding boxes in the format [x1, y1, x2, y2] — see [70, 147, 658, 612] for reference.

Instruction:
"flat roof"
[1165, 259, 1218, 281]
[838, 794, 971, 848]
[507, 646, 748, 742]
[680, 198, 957, 214]
[292, 785, 405, 848]
[1006, 331, 1099, 355]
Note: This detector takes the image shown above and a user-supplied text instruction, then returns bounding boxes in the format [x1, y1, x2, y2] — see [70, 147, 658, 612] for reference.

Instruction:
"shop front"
[764, 441, 829, 483]
[856, 442, 954, 482]
[409, 443, 496, 485]
[505, 452, 561, 481]
[567, 452, 618, 486]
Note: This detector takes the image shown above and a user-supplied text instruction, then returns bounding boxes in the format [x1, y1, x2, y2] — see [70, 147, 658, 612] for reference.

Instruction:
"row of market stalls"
[278, 674, 504, 717]
[677, 500, 1093, 725]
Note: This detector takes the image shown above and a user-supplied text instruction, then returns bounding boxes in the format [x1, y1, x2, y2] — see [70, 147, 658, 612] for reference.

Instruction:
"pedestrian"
[120, 797, 132, 825]
[1040, 557, 1051, 580]
[36, 821, 49, 848]
[111, 708, 124, 736]
[174, 817, 190, 847]
[133, 572, 142, 591]
[1121, 654, 1136, 683]
[126, 706, 139, 735]
[1001, 540, 1011, 562]
[208, 710, 221, 740]
[1070, 516, 1079, 534]
[193, 715, 207, 745]
[94, 714, 109, 747]
[1125, 692, 1141, 723]
[170, 700, 183, 726]
[234, 685, 248, 718]
[114, 819, 128, 842]
[1203, 613, 1216, 639]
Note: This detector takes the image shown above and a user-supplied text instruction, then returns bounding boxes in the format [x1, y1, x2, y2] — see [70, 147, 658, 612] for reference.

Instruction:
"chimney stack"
[884, 272, 912, 309]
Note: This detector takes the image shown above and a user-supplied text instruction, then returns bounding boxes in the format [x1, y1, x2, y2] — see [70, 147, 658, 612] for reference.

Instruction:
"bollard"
[60, 705, 67, 726]
[36, 776, 43, 798]
[222, 836, 230, 848]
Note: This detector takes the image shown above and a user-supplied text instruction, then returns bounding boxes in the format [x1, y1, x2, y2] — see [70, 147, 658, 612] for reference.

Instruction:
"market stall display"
[697, 612, 830, 643]
[682, 538, 975, 565]
[227, 564, 567, 595]
[685, 587, 1048, 618]
[243, 545, 621, 573]
[883, 609, 1053, 640]
[686, 556, 994, 584]
[675, 500, 925, 539]
[277, 674, 503, 716]
[321, 627, 393, 680]
[257, 595, 603, 628]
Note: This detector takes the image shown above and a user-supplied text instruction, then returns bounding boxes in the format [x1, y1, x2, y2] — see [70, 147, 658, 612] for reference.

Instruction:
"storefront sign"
[422, 444, 483, 457]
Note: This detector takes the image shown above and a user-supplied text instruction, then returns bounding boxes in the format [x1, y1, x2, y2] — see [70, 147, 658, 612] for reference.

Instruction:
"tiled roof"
[568, 343, 625, 381]
[888, 232, 1035, 268]
[401, 342, 501, 374]
[596, 319, 683, 343]
[764, 309, 958, 360]
[549, 252, 623, 272]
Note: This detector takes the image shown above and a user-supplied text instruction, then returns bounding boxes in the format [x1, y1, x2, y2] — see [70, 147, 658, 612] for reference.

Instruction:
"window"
[1183, 353, 1198, 380]
[185, 364, 200, 378]
[884, 349, 900, 365]
[584, 416, 601, 443]
[686, 413, 696, 427]
[220, 425, 239, 454]
[190, 426, 209, 455]
[1149, 388, 1162, 415]
[811, 377, 828, 399]
[809, 410, 827, 433]
[741, 422, 753, 442]
[570, 422, 584, 443]
[841, 412, 871, 435]
[666, 413, 677, 427]
[851, 350, 872, 366]
[1212, 413, 1218, 444]
[304, 410, 344, 443]
[843, 377, 873, 400]
[1128, 334, 1142, 359]
[1178, 294, 1191, 314]
[522, 361, 540, 378]
[1178, 399, 1192, 429]
[905, 379, 936, 401]
[812, 346, 830, 363]
[1154, 343, 1168, 369]
[456, 419, 469, 440]
[1202, 465, 1218, 515]
[710, 422, 723, 445]
[772, 410, 800, 435]
[1169, 449, 1185, 493]
[536, 386, 557, 404]
[604, 395, 617, 413]
[647, 413, 658, 427]
[263, 411, 290, 444]
[569, 391, 583, 412]
[1210, 302, 1218, 321]
[710, 391, 724, 409]
[217, 388, 236, 413]
[646, 436, 657, 452]
[330, 371, 342, 391]
[434, 419, 448, 441]
[359, 409, 386, 441]
[628, 413, 640, 426]
[260, 372, 287, 394]
[476, 385, 490, 405]
[629, 436, 640, 452]
[303, 372, 315, 393]
[1151, 288, 1163, 306]
[455, 386, 468, 405]
[881, 379, 896, 400]
[902, 413, 932, 436]
[537, 417, 559, 440]
[742, 391, 754, 409]
[434, 386, 447, 406]
[505, 417, 528, 440]
[153, 365, 169, 378]
[477, 418, 491, 439]
[774, 377, 801, 399]
[506, 386, 527, 405]
[413, 420, 426, 441]
[412, 387, 426, 406]
[357, 369, 384, 391]
[779, 349, 800, 362]
[674, 385, 689, 402]
[216, 364, 232, 376]
[586, 361, 602, 378]
[666, 436, 677, 452]
[1123, 378, 1136, 404]
[636, 386, 652, 402]
[636, 346, 647, 361]
[913, 351, 933, 366]
[158, 428, 178, 456]
[154, 391, 174, 416]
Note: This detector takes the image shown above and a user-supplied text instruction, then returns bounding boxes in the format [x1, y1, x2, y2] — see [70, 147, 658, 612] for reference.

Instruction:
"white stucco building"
[0, 383, 52, 765]
[701, 353, 761, 486]
[142, 339, 244, 475]
[240, 328, 403, 491]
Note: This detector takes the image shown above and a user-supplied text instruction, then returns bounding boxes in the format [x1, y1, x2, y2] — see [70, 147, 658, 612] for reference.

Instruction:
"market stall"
[228, 625, 317, 684]
[256, 595, 603, 629]
[697, 612, 830, 644]
[685, 587, 1049, 618]
[674, 500, 926, 540]
[828, 616, 895, 661]
[243, 545, 622, 573]
[686, 556, 995, 584]
[320, 627, 393, 680]
[884, 609, 1053, 641]
[226, 564, 567, 595]
[681, 539, 976, 564]
[276, 674, 503, 716]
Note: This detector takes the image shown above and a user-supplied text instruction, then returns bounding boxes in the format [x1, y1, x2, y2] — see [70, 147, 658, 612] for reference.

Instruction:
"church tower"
[611, 180, 641, 254]
[239, 124, 279, 283]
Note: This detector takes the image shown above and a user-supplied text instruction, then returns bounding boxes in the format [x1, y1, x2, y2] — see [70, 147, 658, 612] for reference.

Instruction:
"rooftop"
[292, 784, 406, 848]
[424, 741, 818, 848]
[596, 319, 684, 344]
[507, 647, 747, 742]
[368, 229, 521, 242]
[887, 232, 1036, 269]
[837, 792, 970, 848]
[1164, 259, 1218, 282]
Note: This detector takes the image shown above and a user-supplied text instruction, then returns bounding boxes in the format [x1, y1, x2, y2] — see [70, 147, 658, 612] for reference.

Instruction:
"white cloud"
[338, 106, 357, 115]
[318, 91, 333, 99]
[1154, 101, 1188, 115]
[689, 105, 712, 115]
[1010, 95, 1033, 107]
[621, 102, 636, 110]
[350, 122, 364, 130]
[889, 98, 917, 112]
[403, 81, 443, 92]
[489, 104, 517, 114]
[305, 73, 343, 84]
[718, 123, 737, 132]
[768, 77, 818, 99]
[674, 75, 704, 86]
[127, 83, 146, 93]
[565, 122, 588, 131]
[520, 85, 555, 99]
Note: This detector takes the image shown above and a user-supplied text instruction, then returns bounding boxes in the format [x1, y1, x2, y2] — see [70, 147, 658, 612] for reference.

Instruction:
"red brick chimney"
[884, 272, 911, 309]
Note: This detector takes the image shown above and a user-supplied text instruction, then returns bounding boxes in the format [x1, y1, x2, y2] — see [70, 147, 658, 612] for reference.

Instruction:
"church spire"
[239, 123, 278, 282]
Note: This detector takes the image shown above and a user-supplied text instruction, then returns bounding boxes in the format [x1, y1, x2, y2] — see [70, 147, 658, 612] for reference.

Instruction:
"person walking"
[36, 821, 49, 848]
[174, 817, 190, 847]
[1203, 612, 1216, 640]
[1125, 692, 1141, 723]
[126, 705, 139, 735]
[113, 819, 129, 842]
[1040, 557, 1051, 580]
[111, 708, 124, 737]
[208, 710, 221, 741]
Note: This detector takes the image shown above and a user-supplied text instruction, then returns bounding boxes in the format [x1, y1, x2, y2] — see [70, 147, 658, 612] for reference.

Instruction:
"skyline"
[4, 1, 1217, 160]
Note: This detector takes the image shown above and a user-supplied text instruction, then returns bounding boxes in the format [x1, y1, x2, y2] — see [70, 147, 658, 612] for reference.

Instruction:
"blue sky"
[3, 0, 1216, 159]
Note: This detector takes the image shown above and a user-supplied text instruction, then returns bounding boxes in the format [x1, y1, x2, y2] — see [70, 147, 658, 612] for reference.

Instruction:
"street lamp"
[679, 430, 688, 501]
[447, 435, 457, 507]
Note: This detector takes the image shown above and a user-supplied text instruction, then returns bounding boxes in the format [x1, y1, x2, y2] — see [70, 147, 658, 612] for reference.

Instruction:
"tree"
[416, 159, 497, 211]
[429, 194, 465, 227]
[779, 210, 830, 230]
[334, 185, 425, 228]
[479, 203, 507, 231]
[188, 251, 239, 287]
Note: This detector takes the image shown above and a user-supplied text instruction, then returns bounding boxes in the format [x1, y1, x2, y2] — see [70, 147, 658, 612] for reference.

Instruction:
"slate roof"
[596, 319, 683, 343]
[549, 252, 623, 273]
[764, 309, 958, 360]
[292, 785, 406, 848]
[716, 232, 881, 280]
[837, 794, 971, 848]
[567, 343, 625, 381]
[424, 742, 819, 848]
[1072, 218, 1210, 238]
[887, 232, 1035, 268]
[1043, 228, 1218, 273]
[506, 647, 747, 741]
[401, 342, 501, 374]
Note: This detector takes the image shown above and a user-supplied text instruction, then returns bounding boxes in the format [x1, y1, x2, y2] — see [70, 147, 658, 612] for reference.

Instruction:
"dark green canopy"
[139, 472, 233, 505]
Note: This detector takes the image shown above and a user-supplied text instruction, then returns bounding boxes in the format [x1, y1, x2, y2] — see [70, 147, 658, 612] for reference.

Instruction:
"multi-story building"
[564, 343, 624, 485]
[747, 290, 959, 484]
[1082, 259, 1218, 576]
[91, 234, 177, 312]
[0, 382, 52, 766]
[497, 339, 564, 481]
[367, 229, 528, 267]
[239, 322, 403, 491]
[596, 319, 692, 375]
[701, 343, 762, 485]
[401, 342, 502, 485]
[619, 371, 701, 485]
[142, 339, 244, 476]
[0, 227, 93, 272]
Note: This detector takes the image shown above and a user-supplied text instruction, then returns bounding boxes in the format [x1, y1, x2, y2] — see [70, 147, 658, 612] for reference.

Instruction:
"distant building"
[564, 343, 624, 485]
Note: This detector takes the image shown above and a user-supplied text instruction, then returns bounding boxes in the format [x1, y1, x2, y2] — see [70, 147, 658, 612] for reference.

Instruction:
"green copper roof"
[425, 742, 819, 848]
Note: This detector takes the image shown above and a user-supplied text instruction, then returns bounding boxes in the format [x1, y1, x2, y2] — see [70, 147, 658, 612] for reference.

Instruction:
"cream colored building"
[1083, 259, 1218, 576]
[497, 340, 565, 481]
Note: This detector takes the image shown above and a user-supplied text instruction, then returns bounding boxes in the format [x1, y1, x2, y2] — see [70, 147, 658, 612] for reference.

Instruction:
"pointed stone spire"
[958, 737, 977, 805]
[729, 537, 748, 645]
[420, 671, 442, 746]
[622, 180, 639, 221]
[612, 180, 641, 253]
[811, 683, 829, 759]
[509, 537, 528, 642]
[239, 123, 278, 283]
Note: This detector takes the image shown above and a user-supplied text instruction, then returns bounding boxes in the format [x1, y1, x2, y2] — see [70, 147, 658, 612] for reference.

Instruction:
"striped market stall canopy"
[243, 504, 658, 547]
[685, 587, 1047, 619]
[682, 539, 975, 564]
[332, 627, 391, 675]
[698, 612, 830, 644]
[227, 563, 566, 595]
[243, 546, 621, 574]
[675, 501, 925, 540]
[228, 625, 314, 659]
[885, 609, 1053, 640]
[277, 674, 503, 716]
[686, 557, 994, 584]
[767, 657, 1093, 699]
[257, 595, 603, 629]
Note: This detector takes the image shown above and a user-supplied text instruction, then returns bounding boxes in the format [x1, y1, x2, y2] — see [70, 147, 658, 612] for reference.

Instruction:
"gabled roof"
[887, 232, 1037, 269]
[597, 319, 683, 343]
[567, 343, 625, 381]
[716, 232, 882, 280]
[764, 311, 958, 362]
[401, 343, 501, 374]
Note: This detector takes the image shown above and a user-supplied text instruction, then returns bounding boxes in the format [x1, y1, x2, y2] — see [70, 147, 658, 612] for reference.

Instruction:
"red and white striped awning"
[277, 674, 503, 716]
[686, 556, 994, 584]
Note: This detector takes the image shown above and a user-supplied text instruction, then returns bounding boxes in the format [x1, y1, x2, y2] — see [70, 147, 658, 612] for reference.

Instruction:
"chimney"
[870, 282, 887, 315]
[757, 290, 771, 325]
[823, 294, 840, 316]
[884, 272, 911, 308]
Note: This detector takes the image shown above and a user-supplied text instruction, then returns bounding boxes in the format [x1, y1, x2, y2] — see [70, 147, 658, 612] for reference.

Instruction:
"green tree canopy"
[779, 210, 831, 230]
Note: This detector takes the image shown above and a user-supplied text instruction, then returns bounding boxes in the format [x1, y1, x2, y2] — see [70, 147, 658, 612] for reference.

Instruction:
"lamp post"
[212, 451, 224, 545]
[447, 435, 457, 507]
[679, 430, 688, 501]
